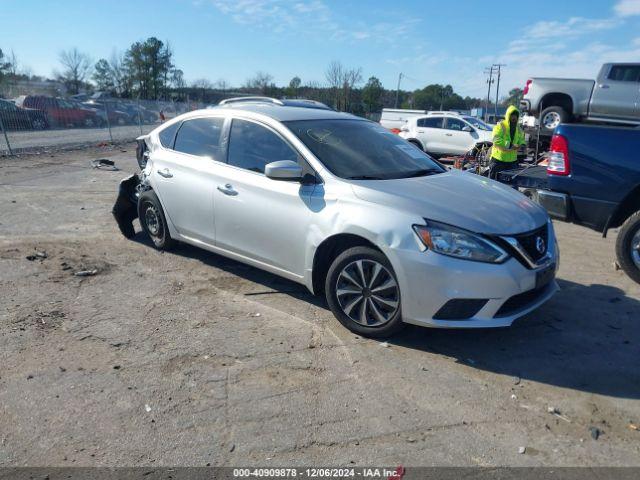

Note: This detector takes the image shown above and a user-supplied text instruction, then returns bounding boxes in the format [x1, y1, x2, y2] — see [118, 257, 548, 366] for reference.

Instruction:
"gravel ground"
[0, 146, 639, 467]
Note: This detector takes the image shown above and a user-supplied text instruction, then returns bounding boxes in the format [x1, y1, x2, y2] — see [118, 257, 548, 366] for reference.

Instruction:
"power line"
[483, 66, 498, 122]
[493, 64, 506, 119]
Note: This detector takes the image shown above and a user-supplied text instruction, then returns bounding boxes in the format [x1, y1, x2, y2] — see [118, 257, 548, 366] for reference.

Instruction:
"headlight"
[413, 221, 509, 263]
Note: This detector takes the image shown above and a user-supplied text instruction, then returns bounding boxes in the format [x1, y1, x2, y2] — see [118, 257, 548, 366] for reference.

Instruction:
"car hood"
[478, 129, 493, 141]
[350, 169, 547, 235]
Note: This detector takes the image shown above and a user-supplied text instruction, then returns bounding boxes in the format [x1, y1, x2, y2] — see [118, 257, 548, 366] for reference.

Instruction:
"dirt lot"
[1, 146, 639, 467]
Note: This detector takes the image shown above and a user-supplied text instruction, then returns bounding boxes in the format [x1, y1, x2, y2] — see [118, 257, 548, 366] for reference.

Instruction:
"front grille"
[514, 225, 548, 263]
[494, 284, 549, 318]
[433, 299, 488, 320]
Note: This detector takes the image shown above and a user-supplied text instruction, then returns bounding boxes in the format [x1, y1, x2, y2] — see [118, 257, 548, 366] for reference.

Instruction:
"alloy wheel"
[542, 111, 561, 130]
[335, 259, 399, 327]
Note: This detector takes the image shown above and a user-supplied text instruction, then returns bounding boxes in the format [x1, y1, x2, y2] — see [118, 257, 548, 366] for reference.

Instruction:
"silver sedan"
[113, 99, 558, 337]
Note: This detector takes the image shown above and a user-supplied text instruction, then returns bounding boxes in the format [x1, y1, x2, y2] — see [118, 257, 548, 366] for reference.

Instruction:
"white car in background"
[399, 112, 494, 157]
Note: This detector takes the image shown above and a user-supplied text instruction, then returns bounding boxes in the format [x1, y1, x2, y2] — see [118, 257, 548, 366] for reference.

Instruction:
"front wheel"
[615, 211, 640, 284]
[137, 190, 175, 250]
[325, 246, 405, 338]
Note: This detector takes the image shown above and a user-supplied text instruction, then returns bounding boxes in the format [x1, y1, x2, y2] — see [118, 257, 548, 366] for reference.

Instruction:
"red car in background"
[15, 95, 101, 128]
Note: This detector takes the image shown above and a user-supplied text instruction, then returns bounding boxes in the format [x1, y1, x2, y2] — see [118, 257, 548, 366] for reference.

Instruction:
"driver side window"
[227, 119, 299, 174]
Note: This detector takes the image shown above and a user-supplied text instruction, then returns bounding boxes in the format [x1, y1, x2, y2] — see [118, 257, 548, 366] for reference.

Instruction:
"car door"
[442, 117, 476, 155]
[213, 117, 319, 278]
[590, 64, 640, 121]
[415, 116, 445, 153]
[151, 116, 228, 244]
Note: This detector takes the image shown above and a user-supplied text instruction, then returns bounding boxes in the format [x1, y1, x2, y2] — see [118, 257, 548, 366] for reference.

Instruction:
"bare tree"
[342, 67, 362, 112]
[7, 50, 18, 77]
[216, 79, 230, 94]
[324, 61, 362, 111]
[244, 71, 274, 95]
[58, 48, 92, 94]
[191, 78, 213, 102]
[325, 61, 343, 109]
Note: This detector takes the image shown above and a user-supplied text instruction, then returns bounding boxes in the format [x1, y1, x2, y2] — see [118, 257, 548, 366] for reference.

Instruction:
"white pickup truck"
[521, 63, 640, 133]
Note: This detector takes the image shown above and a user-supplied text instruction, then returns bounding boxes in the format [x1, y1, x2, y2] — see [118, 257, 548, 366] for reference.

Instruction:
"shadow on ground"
[135, 232, 640, 400]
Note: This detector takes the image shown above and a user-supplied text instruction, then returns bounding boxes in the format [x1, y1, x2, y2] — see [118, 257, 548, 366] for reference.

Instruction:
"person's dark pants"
[489, 158, 517, 180]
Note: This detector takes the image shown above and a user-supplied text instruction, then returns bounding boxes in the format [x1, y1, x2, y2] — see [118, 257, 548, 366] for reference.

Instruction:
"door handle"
[445, 133, 453, 136]
[598, 84, 610, 89]
[157, 168, 173, 178]
[217, 184, 238, 196]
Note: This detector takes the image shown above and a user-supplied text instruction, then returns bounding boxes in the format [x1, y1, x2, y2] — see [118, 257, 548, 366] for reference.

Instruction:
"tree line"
[1, 41, 522, 113]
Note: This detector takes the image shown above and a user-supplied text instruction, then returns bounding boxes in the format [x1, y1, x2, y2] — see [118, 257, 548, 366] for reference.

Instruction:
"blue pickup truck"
[499, 123, 640, 283]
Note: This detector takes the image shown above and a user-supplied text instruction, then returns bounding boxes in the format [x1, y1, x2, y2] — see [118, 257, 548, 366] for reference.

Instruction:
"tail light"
[390, 128, 401, 134]
[523, 79, 532, 95]
[548, 134, 570, 176]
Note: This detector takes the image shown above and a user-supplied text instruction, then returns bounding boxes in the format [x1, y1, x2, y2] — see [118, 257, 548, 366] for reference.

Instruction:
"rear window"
[158, 122, 181, 149]
[173, 117, 225, 159]
[417, 117, 443, 128]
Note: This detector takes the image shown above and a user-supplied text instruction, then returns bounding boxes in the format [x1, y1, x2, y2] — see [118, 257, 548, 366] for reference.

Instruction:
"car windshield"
[462, 117, 492, 131]
[285, 119, 445, 180]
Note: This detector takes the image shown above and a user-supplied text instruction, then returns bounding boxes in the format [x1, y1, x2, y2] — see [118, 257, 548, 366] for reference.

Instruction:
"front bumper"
[386, 236, 559, 329]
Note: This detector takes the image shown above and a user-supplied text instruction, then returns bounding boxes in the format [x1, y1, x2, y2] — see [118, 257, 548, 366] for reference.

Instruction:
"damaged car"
[113, 97, 559, 338]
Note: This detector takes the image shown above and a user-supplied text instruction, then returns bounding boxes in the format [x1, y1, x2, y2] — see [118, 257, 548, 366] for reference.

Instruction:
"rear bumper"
[536, 190, 615, 232]
[538, 190, 569, 221]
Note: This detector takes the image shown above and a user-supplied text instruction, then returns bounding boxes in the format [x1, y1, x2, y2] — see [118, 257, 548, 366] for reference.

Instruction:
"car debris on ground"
[74, 269, 98, 277]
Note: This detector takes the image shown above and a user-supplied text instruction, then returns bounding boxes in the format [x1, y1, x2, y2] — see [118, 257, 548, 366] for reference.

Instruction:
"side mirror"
[265, 160, 303, 182]
[400, 124, 410, 132]
[462, 125, 473, 132]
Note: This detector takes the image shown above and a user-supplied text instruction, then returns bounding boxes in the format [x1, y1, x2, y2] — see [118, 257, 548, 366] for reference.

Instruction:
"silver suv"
[114, 98, 558, 337]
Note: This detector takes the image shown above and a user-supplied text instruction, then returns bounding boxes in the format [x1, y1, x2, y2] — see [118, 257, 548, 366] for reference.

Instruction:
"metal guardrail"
[0, 96, 207, 155]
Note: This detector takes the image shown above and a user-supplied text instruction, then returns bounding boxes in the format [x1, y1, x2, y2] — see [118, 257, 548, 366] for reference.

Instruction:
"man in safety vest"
[489, 105, 526, 180]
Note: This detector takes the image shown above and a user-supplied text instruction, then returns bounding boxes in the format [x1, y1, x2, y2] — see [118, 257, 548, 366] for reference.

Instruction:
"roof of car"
[204, 103, 362, 122]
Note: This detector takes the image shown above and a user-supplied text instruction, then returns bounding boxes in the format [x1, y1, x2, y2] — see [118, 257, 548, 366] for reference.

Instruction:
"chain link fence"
[0, 94, 207, 155]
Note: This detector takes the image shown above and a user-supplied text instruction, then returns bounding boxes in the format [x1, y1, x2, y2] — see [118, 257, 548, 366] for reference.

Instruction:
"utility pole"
[394, 72, 403, 109]
[483, 66, 496, 123]
[493, 64, 506, 120]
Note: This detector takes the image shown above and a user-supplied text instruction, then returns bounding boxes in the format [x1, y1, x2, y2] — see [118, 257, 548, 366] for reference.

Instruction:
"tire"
[325, 246, 405, 338]
[137, 190, 175, 250]
[407, 139, 423, 151]
[31, 117, 47, 130]
[615, 210, 640, 284]
[540, 106, 570, 133]
[84, 117, 96, 128]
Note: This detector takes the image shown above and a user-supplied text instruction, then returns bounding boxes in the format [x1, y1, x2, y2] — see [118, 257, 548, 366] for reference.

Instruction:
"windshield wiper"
[346, 175, 385, 180]
[397, 169, 442, 179]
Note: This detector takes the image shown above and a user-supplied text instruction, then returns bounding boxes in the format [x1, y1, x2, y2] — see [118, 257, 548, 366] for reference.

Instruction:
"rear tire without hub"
[138, 190, 175, 250]
[325, 246, 404, 338]
[615, 211, 640, 284]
